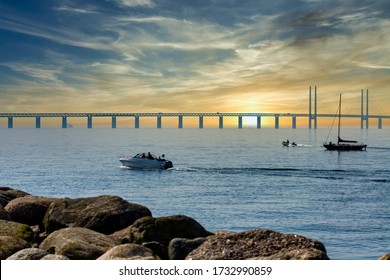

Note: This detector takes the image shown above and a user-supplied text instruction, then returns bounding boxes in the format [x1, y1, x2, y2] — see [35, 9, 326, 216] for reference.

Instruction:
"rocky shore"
[0, 186, 388, 260]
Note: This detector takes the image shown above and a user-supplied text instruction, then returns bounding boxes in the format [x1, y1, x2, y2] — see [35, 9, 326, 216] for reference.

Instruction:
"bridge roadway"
[1, 112, 388, 129]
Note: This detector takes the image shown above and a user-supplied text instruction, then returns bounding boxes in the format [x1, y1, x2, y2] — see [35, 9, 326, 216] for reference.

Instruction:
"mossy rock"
[0, 219, 33, 242]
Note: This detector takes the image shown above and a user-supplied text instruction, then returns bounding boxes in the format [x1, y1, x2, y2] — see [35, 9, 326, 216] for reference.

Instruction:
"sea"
[0, 127, 389, 260]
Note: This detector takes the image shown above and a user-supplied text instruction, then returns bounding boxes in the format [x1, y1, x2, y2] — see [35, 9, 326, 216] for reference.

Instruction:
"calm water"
[0, 127, 389, 260]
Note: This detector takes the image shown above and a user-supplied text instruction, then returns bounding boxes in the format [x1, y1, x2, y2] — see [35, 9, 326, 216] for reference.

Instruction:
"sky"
[0, 0, 389, 127]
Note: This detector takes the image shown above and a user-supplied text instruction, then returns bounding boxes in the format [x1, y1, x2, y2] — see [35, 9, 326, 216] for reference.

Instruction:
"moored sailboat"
[323, 94, 367, 151]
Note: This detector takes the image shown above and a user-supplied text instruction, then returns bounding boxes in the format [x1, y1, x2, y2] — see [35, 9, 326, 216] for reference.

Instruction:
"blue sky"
[0, 0, 389, 122]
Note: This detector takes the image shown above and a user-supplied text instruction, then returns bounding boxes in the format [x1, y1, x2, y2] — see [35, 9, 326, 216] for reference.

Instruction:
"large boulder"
[0, 187, 30, 207]
[0, 219, 34, 242]
[186, 229, 329, 260]
[6, 248, 49, 260]
[97, 244, 159, 260]
[128, 215, 213, 246]
[5, 196, 59, 226]
[39, 227, 119, 260]
[43, 195, 152, 234]
[0, 236, 30, 260]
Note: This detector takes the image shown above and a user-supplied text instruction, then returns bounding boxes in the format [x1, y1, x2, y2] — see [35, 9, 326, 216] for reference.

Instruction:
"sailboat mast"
[337, 94, 341, 144]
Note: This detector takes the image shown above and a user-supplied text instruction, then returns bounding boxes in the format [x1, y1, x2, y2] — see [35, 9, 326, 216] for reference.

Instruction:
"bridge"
[1, 88, 389, 129]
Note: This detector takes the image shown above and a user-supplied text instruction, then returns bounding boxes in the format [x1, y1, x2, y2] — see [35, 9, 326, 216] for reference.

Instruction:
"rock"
[186, 229, 329, 260]
[0, 236, 30, 260]
[5, 196, 59, 226]
[251, 248, 329, 260]
[6, 248, 49, 260]
[128, 215, 213, 246]
[0, 187, 30, 207]
[126, 215, 213, 260]
[97, 244, 159, 260]
[379, 253, 390, 260]
[110, 226, 130, 244]
[0, 205, 12, 221]
[39, 227, 119, 260]
[0, 219, 34, 242]
[168, 237, 206, 260]
[43, 195, 152, 234]
[142, 241, 168, 260]
[41, 254, 70, 260]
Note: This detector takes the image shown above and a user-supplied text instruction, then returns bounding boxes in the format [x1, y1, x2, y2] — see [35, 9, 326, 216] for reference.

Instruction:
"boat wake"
[172, 167, 389, 183]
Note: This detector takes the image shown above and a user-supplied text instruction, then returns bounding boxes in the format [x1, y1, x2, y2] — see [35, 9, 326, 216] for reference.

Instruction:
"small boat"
[282, 140, 297, 147]
[118, 152, 173, 170]
[323, 94, 367, 151]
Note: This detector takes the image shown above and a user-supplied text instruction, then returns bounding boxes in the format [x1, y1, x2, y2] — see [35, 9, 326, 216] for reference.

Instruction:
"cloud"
[114, 0, 155, 8]
[55, 5, 100, 14]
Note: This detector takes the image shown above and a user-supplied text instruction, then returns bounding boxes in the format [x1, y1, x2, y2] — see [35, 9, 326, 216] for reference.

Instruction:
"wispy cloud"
[114, 0, 155, 8]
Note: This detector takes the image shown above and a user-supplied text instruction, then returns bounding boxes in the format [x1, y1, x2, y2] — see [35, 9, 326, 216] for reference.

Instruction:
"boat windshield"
[133, 153, 158, 159]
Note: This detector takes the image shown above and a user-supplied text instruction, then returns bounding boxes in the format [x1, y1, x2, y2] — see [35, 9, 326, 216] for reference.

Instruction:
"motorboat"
[323, 94, 367, 151]
[118, 152, 173, 170]
[282, 140, 297, 147]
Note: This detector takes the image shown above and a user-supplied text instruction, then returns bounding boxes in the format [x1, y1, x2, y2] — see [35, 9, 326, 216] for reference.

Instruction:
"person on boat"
[142, 153, 146, 158]
[292, 142, 296, 146]
[286, 139, 289, 144]
[147, 152, 153, 160]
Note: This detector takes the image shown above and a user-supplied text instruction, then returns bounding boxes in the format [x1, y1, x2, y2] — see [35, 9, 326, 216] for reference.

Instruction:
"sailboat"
[323, 94, 367, 151]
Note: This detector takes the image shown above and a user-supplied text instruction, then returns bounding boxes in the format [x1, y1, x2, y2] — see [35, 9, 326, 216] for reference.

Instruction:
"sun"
[243, 116, 258, 127]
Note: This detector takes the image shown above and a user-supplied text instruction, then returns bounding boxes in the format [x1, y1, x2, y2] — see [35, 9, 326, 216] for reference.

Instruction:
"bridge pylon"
[308, 86, 317, 129]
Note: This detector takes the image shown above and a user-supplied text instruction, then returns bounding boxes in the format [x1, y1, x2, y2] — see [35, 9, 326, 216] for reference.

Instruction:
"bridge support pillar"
[178, 115, 183, 128]
[366, 89, 369, 129]
[238, 116, 242, 128]
[135, 116, 140, 128]
[308, 86, 317, 129]
[199, 116, 203, 129]
[87, 115, 92, 128]
[257, 116, 261, 129]
[157, 115, 162, 128]
[62, 116, 67, 128]
[112, 116, 116, 128]
[292, 116, 296, 129]
[275, 115, 279, 129]
[8, 116, 13, 128]
[36, 116, 41, 128]
[378, 118, 382, 129]
[219, 116, 223, 129]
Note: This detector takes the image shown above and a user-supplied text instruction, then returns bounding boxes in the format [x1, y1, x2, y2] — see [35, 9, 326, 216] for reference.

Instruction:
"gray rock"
[39, 227, 119, 260]
[0, 236, 30, 260]
[97, 244, 159, 260]
[43, 195, 152, 234]
[186, 229, 329, 260]
[6, 248, 49, 260]
[168, 237, 206, 260]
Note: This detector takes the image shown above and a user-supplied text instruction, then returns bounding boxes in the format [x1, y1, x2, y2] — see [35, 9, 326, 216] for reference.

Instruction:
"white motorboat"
[118, 152, 173, 170]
